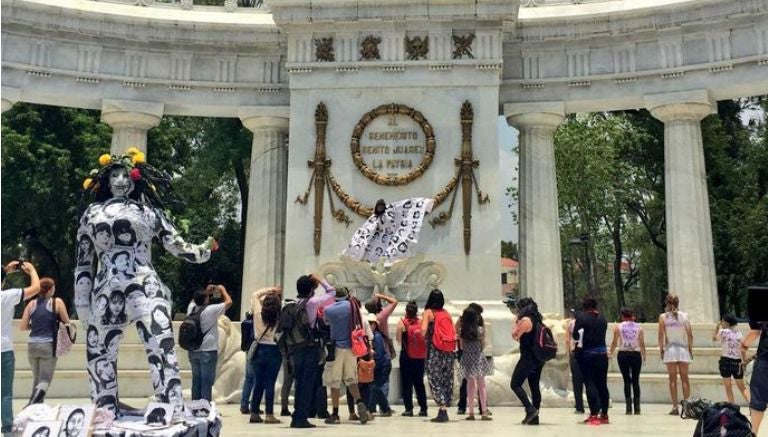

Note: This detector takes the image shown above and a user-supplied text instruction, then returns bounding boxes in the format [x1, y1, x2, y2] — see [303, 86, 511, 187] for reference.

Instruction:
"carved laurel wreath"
[350, 103, 436, 186]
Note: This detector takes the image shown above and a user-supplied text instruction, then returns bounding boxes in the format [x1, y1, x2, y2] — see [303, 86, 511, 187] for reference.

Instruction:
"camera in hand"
[747, 285, 768, 328]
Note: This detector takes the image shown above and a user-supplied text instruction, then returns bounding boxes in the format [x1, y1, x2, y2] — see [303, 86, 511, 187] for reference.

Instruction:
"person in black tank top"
[510, 298, 544, 425]
[573, 298, 610, 425]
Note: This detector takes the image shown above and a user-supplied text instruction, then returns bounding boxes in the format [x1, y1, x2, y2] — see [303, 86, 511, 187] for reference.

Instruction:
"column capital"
[100, 99, 164, 129]
[1, 87, 22, 113]
[503, 101, 565, 129]
[644, 90, 715, 123]
[238, 106, 290, 132]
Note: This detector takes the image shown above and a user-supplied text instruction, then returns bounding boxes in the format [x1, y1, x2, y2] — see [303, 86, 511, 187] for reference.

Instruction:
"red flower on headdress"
[130, 168, 142, 181]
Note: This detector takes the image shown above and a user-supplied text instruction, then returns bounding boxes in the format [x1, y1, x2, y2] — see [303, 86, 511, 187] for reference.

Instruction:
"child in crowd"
[367, 314, 394, 416]
[713, 314, 750, 404]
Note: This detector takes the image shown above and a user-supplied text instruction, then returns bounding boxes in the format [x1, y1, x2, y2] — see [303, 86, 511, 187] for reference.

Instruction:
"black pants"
[400, 355, 427, 413]
[578, 352, 610, 416]
[290, 346, 320, 425]
[510, 354, 543, 413]
[308, 364, 327, 417]
[617, 351, 642, 406]
[570, 355, 585, 412]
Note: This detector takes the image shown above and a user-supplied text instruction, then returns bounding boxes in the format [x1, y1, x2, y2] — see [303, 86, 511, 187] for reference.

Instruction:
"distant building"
[501, 257, 519, 297]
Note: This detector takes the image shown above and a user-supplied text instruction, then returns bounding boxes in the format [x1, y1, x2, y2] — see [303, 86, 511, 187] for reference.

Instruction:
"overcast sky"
[498, 116, 519, 243]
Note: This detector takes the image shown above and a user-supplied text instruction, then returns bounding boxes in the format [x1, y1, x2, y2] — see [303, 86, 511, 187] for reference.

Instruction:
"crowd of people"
[2, 262, 768, 436]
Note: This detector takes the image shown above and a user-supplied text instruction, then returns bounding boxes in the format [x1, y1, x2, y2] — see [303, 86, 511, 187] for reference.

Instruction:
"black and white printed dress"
[460, 327, 491, 379]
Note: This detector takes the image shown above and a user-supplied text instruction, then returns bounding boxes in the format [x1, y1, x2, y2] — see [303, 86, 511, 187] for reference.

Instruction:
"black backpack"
[693, 402, 753, 437]
[179, 305, 206, 351]
[276, 300, 314, 352]
[532, 321, 558, 363]
[240, 312, 254, 352]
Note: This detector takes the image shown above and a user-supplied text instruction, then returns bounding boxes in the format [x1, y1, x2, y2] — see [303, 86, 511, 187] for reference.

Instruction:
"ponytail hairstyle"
[261, 293, 282, 329]
[405, 300, 418, 320]
[620, 307, 635, 321]
[39, 277, 55, 298]
[515, 297, 542, 323]
[665, 294, 680, 320]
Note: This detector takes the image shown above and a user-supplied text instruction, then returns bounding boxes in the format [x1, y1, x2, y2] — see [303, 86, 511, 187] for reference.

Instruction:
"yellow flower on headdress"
[126, 147, 141, 156]
[132, 152, 146, 165]
[83, 178, 94, 190]
[98, 154, 112, 166]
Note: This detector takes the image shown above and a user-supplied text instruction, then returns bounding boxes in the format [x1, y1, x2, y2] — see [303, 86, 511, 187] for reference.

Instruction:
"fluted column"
[646, 90, 719, 322]
[239, 107, 290, 317]
[100, 99, 164, 155]
[505, 102, 565, 316]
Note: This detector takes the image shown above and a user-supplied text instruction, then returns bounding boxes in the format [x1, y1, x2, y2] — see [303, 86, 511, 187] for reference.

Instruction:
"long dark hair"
[460, 308, 480, 342]
[405, 300, 418, 320]
[425, 289, 445, 310]
[516, 297, 542, 323]
[261, 294, 282, 329]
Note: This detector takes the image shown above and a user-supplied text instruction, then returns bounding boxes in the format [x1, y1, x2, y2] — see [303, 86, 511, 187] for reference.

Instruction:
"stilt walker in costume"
[75, 148, 217, 415]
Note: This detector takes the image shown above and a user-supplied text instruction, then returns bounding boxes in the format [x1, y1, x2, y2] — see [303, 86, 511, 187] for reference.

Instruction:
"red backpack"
[402, 317, 427, 359]
[431, 310, 457, 352]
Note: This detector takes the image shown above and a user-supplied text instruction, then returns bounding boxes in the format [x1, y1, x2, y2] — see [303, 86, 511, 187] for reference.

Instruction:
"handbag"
[349, 301, 369, 358]
[247, 327, 271, 361]
[53, 299, 76, 357]
[357, 358, 375, 384]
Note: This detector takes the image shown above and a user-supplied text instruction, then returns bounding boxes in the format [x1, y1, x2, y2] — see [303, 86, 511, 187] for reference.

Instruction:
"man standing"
[280, 274, 334, 429]
[187, 284, 232, 401]
[323, 292, 369, 425]
[742, 320, 768, 435]
[2, 261, 41, 437]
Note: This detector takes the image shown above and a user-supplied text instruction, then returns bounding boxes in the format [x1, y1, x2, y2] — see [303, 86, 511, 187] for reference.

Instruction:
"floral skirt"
[426, 346, 454, 406]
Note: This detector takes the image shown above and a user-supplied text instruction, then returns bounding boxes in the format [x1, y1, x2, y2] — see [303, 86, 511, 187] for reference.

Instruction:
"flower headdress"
[79, 147, 182, 213]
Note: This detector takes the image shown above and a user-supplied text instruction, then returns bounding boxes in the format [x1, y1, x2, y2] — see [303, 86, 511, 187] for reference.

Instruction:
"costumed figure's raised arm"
[74, 211, 96, 328]
[155, 209, 215, 263]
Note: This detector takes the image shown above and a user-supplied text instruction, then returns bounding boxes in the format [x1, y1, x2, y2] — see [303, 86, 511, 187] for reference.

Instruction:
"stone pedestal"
[100, 99, 164, 156]
[646, 90, 719, 322]
[505, 102, 565, 316]
[239, 107, 290, 317]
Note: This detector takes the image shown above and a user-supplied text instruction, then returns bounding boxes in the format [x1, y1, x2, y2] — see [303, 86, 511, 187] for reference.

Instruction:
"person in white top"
[609, 308, 646, 415]
[248, 286, 283, 424]
[657, 294, 694, 415]
[712, 314, 749, 404]
[187, 284, 232, 402]
[1, 261, 41, 437]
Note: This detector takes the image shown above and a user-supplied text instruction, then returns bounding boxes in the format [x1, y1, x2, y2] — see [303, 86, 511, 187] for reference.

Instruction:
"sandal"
[465, 415, 475, 421]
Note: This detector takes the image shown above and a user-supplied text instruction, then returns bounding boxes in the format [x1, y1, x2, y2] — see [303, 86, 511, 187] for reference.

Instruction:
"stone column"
[100, 99, 164, 155]
[646, 90, 719, 322]
[505, 102, 565, 316]
[239, 107, 290, 318]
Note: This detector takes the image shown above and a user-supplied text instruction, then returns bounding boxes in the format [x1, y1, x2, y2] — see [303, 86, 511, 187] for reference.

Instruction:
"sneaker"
[378, 410, 392, 418]
[249, 413, 263, 424]
[401, 410, 414, 417]
[599, 414, 609, 424]
[574, 409, 585, 414]
[356, 401, 369, 424]
[289, 421, 316, 429]
[317, 411, 330, 419]
[280, 409, 292, 417]
[430, 409, 449, 423]
[522, 408, 539, 425]
[527, 416, 538, 425]
[264, 415, 281, 424]
[240, 407, 250, 415]
[581, 415, 598, 424]
[324, 414, 341, 425]
[418, 410, 428, 417]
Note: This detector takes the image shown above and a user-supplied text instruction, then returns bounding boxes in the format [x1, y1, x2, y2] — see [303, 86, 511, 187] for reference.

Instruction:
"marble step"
[13, 343, 192, 371]
[14, 369, 193, 399]
[606, 372, 750, 406]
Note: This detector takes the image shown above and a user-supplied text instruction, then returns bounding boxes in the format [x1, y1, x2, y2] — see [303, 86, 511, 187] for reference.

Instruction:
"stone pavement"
[14, 400, 767, 437]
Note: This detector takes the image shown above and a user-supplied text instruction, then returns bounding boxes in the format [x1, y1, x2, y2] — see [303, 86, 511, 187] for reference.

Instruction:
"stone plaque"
[351, 103, 435, 186]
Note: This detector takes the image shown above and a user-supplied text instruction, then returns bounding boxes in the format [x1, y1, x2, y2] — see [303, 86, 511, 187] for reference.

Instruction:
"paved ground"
[13, 399, 767, 437]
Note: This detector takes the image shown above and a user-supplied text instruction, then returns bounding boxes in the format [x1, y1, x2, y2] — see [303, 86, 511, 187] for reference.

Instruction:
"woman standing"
[249, 286, 283, 425]
[421, 289, 456, 423]
[609, 308, 646, 415]
[712, 314, 749, 404]
[574, 298, 610, 425]
[20, 277, 70, 404]
[658, 294, 693, 415]
[458, 306, 491, 421]
[396, 300, 428, 417]
[511, 297, 544, 425]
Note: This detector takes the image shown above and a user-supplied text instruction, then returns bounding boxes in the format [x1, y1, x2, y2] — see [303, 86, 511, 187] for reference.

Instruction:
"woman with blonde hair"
[658, 294, 693, 415]
[20, 277, 70, 404]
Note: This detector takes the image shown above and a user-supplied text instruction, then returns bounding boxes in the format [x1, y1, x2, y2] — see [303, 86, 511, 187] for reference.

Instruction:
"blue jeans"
[250, 344, 282, 415]
[189, 350, 218, 401]
[290, 346, 319, 425]
[1, 351, 14, 434]
[368, 361, 392, 413]
[240, 354, 255, 411]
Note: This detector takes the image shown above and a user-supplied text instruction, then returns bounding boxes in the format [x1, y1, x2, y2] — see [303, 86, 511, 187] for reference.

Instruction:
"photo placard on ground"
[184, 400, 212, 419]
[57, 405, 95, 437]
[144, 402, 174, 427]
[21, 420, 63, 437]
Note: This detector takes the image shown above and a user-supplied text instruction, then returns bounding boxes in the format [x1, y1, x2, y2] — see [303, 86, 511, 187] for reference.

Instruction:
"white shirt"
[1, 288, 24, 352]
[187, 302, 226, 352]
[716, 328, 743, 360]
